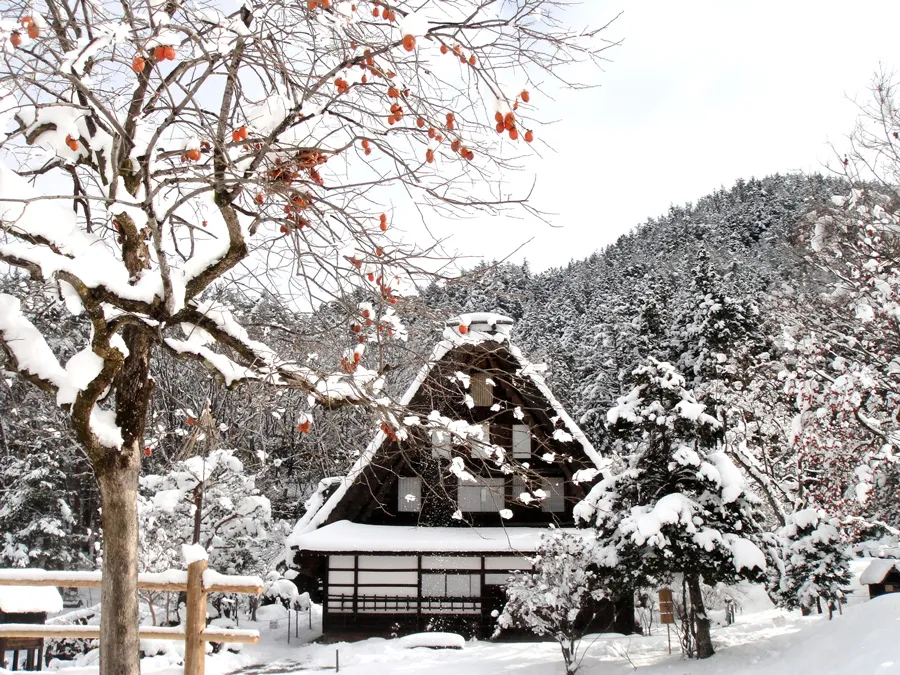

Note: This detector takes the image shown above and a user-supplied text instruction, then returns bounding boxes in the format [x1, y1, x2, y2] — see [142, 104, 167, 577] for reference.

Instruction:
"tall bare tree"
[0, 1, 614, 673]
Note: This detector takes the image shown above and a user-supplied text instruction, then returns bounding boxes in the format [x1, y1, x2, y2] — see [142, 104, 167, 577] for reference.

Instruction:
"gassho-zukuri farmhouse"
[287, 313, 633, 639]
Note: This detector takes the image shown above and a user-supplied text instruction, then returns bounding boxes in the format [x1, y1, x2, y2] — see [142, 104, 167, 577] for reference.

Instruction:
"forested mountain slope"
[420, 173, 843, 438]
[0, 171, 856, 570]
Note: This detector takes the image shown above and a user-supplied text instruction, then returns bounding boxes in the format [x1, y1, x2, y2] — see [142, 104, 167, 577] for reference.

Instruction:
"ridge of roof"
[860, 558, 900, 585]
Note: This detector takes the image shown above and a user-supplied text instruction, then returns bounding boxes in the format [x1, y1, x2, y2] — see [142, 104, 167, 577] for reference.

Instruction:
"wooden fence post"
[184, 560, 208, 675]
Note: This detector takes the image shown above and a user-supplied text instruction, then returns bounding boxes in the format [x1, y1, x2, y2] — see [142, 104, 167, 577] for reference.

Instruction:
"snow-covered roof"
[860, 559, 900, 585]
[0, 585, 63, 614]
[290, 520, 588, 553]
[287, 313, 603, 548]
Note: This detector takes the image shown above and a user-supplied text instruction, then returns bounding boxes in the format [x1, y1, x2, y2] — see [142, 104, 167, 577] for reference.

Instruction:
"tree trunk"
[558, 637, 577, 675]
[98, 461, 141, 675]
[96, 324, 153, 675]
[145, 592, 157, 626]
[686, 574, 714, 659]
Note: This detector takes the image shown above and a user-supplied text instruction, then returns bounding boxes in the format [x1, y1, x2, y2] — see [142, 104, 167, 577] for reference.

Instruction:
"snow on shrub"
[496, 528, 607, 675]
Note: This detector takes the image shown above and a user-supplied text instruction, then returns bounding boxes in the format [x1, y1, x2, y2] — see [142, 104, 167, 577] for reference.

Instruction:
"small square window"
[470, 372, 494, 407]
[512, 424, 531, 459]
[470, 422, 493, 459]
[422, 573, 446, 597]
[512, 475, 530, 504]
[458, 476, 505, 512]
[431, 428, 452, 459]
[397, 476, 422, 512]
[541, 477, 566, 513]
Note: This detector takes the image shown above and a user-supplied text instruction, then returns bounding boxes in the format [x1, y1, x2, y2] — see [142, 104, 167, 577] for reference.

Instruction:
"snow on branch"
[169, 301, 384, 404]
[0, 167, 154, 307]
[164, 337, 258, 387]
[0, 293, 69, 395]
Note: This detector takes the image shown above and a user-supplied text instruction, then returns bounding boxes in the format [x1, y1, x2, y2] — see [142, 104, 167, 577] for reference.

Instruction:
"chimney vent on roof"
[445, 312, 514, 340]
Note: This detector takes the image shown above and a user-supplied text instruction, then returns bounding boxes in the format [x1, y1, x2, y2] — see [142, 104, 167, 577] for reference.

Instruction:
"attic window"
[431, 429, 452, 459]
[458, 476, 504, 512]
[512, 424, 531, 459]
[470, 372, 494, 407]
[541, 477, 566, 513]
[397, 476, 422, 512]
[470, 422, 492, 459]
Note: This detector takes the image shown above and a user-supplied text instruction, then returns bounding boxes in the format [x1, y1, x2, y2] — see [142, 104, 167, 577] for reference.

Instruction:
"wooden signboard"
[658, 588, 675, 625]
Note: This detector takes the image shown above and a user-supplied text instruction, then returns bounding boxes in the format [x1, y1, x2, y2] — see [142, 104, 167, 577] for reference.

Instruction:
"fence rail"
[0, 568, 260, 594]
[0, 624, 259, 644]
[0, 560, 263, 675]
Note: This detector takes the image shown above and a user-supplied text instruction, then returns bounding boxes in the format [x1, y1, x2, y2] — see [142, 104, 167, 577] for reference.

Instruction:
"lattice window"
[421, 573, 481, 597]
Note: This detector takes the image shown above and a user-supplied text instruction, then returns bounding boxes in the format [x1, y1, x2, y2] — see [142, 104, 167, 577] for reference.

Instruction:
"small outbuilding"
[859, 559, 900, 599]
[0, 585, 63, 671]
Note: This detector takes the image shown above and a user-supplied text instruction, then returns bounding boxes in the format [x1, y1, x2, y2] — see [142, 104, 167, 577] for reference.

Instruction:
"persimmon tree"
[0, 1, 612, 672]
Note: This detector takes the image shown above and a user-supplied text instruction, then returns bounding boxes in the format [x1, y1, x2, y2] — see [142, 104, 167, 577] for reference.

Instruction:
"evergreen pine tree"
[576, 358, 766, 659]
[0, 448, 92, 569]
[776, 508, 851, 618]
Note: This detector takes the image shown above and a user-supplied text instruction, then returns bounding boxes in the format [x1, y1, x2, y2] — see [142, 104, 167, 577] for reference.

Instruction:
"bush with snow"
[140, 448, 280, 575]
[496, 528, 608, 675]
[138, 448, 288, 624]
[773, 508, 851, 618]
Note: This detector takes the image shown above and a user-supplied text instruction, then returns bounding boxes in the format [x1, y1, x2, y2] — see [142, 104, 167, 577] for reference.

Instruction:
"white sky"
[428, 0, 900, 272]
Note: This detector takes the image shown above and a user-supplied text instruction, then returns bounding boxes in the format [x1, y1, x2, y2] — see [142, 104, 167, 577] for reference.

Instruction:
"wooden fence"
[0, 560, 263, 675]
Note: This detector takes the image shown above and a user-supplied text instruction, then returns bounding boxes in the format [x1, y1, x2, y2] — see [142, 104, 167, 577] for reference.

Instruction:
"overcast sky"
[428, 0, 900, 273]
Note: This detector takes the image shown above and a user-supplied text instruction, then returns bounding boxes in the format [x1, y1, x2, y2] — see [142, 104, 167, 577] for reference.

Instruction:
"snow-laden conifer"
[576, 357, 766, 659]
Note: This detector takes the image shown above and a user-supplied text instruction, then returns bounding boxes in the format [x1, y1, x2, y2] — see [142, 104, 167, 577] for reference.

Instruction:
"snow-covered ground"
[4, 590, 900, 674]
[224, 594, 900, 675]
